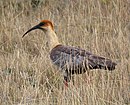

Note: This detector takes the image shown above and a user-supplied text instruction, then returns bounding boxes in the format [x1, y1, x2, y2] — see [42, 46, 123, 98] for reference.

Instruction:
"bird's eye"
[39, 22, 45, 26]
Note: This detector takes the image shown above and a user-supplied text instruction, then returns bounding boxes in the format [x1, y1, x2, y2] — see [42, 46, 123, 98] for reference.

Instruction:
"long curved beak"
[22, 24, 41, 38]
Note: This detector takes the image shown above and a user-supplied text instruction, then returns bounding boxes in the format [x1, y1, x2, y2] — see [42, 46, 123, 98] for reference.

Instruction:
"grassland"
[0, 0, 129, 105]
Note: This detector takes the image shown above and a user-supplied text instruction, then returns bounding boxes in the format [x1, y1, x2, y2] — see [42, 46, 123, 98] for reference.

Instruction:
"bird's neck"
[45, 30, 60, 51]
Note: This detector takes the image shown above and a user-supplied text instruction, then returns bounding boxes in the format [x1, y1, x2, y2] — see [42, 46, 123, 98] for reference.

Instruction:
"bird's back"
[50, 44, 117, 74]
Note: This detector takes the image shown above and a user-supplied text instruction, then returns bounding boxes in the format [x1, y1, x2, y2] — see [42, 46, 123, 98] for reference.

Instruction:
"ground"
[0, 0, 129, 105]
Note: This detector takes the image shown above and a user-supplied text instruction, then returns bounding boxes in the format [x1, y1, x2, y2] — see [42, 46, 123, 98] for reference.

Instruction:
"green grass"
[0, 0, 129, 105]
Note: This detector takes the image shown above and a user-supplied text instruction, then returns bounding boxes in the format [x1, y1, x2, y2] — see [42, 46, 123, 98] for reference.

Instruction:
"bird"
[22, 20, 117, 87]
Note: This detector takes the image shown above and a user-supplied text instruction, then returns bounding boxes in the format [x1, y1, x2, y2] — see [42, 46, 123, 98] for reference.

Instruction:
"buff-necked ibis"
[22, 20, 117, 86]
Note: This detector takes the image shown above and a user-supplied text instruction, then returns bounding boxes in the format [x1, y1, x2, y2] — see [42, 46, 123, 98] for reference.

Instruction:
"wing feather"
[50, 45, 116, 72]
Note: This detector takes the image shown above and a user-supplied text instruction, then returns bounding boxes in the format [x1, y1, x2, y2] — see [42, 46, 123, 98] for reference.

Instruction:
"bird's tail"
[88, 56, 117, 71]
[99, 60, 117, 70]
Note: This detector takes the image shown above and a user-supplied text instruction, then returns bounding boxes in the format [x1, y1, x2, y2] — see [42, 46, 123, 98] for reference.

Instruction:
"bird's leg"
[64, 76, 69, 87]
[63, 71, 71, 87]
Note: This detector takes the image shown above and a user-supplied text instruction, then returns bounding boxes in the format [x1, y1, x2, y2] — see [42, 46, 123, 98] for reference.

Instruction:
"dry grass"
[0, 0, 129, 105]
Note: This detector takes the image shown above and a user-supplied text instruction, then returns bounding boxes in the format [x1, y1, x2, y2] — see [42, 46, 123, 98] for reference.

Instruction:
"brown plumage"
[23, 20, 117, 86]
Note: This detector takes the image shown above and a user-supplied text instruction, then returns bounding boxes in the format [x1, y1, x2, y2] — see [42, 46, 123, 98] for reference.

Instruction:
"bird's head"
[22, 20, 54, 38]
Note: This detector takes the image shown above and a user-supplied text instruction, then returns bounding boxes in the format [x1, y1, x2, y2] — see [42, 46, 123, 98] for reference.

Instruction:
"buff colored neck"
[45, 29, 60, 51]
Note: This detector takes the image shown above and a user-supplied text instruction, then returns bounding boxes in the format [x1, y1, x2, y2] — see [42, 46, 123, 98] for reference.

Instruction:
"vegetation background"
[0, 0, 129, 104]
